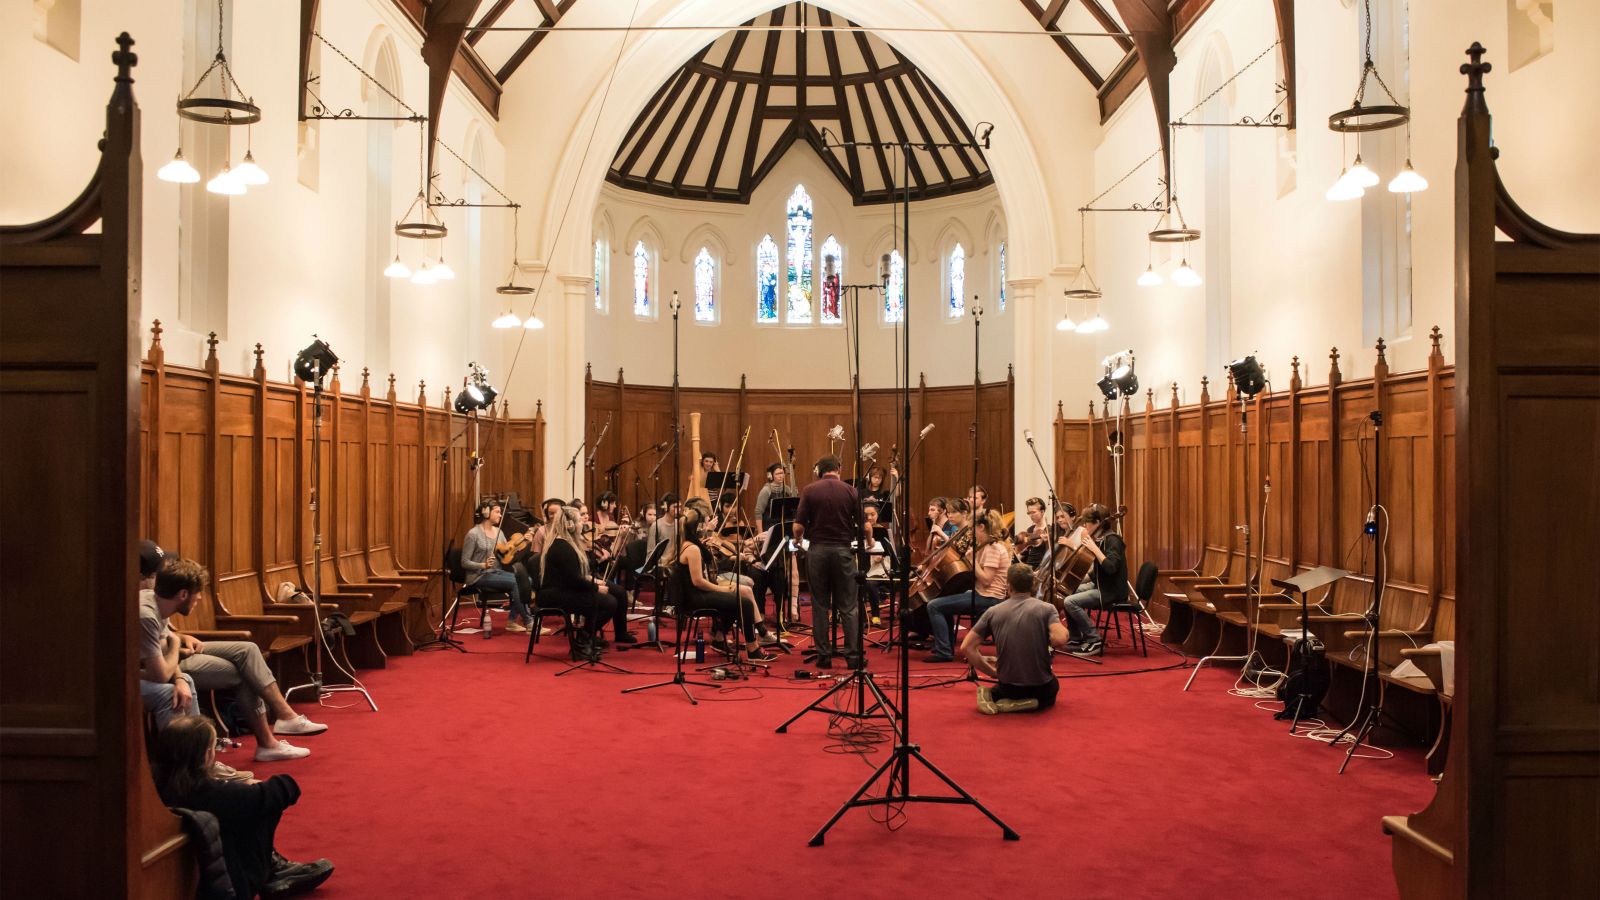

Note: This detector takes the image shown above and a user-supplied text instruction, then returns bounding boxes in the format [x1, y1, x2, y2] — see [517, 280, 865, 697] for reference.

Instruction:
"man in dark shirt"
[793, 455, 863, 668]
[961, 564, 1070, 714]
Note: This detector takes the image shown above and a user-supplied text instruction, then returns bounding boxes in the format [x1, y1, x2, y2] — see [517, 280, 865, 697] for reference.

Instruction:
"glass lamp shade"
[432, 259, 456, 280]
[1074, 318, 1096, 334]
[1347, 155, 1379, 188]
[1084, 314, 1109, 333]
[206, 165, 246, 195]
[157, 150, 201, 183]
[232, 151, 268, 186]
[1388, 161, 1428, 193]
[1172, 260, 1202, 287]
[383, 256, 411, 279]
[410, 263, 436, 285]
[1137, 265, 1163, 287]
[1326, 169, 1365, 201]
[522, 314, 545, 330]
[491, 311, 522, 329]
[1056, 316, 1078, 332]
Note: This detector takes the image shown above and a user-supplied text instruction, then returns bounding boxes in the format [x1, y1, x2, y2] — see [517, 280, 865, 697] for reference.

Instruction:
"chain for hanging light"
[395, 122, 448, 238]
[496, 205, 534, 296]
[1065, 210, 1103, 299]
[177, 0, 260, 125]
[1328, 0, 1408, 134]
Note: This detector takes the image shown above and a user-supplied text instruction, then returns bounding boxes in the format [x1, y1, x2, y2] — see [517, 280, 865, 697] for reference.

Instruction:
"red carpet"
[246, 621, 1430, 899]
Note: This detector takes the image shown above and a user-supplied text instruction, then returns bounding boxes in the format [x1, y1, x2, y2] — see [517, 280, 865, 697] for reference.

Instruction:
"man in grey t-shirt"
[961, 564, 1070, 714]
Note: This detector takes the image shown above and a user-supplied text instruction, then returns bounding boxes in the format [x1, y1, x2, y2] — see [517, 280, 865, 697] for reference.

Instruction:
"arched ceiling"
[606, 3, 993, 205]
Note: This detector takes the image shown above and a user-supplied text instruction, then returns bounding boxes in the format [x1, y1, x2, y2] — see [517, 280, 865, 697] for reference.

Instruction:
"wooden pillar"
[1168, 383, 1181, 568]
[1198, 376, 1210, 552]
[145, 321, 165, 541]
[1425, 326, 1446, 621]
[251, 345, 269, 606]
[1223, 370, 1238, 556]
[203, 333, 220, 573]
[415, 380, 429, 570]
[1286, 355, 1303, 571]
[1326, 347, 1343, 566]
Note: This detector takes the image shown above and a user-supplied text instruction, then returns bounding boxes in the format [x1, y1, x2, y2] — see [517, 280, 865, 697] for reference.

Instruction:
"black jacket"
[164, 774, 301, 899]
[1093, 533, 1129, 606]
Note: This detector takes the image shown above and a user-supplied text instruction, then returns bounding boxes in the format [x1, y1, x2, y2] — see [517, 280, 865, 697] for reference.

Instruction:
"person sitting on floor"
[141, 557, 326, 763]
[960, 564, 1070, 714]
[151, 715, 334, 899]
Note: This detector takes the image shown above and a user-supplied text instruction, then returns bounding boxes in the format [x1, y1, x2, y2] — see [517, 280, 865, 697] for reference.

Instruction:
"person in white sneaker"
[140, 557, 326, 763]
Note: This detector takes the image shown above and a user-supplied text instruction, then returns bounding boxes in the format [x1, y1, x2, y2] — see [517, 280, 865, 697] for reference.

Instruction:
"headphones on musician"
[474, 501, 496, 523]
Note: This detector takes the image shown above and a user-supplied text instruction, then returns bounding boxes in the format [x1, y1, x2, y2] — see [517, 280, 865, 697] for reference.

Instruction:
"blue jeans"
[927, 590, 1002, 658]
[1064, 584, 1105, 643]
[140, 673, 199, 730]
[474, 569, 527, 622]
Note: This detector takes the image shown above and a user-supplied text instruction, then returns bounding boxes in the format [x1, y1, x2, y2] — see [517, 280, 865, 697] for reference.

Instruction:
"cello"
[906, 522, 974, 611]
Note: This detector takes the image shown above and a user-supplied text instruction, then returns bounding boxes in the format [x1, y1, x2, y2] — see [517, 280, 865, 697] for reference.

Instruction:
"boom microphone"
[919, 423, 935, 439]
[1024, 429, 1034, 444]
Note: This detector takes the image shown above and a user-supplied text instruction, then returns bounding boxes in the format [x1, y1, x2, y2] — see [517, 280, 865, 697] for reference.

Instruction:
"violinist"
[923, 510, 1012, 663]
[858, 501, 892, 627]
[579, 504, 636, 645]
[674, 507, 779, 661]
[1059, 504, 1126, 656]
[754, 463, 797, 531]
[594, 491, 622, 529]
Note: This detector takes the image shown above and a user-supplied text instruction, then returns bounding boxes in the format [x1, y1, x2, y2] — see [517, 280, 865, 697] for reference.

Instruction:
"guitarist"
[1059, 504, 1126, 656]
[462, 500, 534, 633]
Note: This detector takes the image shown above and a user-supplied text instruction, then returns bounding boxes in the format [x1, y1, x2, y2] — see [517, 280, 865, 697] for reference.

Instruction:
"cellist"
[1057, 504, 1126, 657]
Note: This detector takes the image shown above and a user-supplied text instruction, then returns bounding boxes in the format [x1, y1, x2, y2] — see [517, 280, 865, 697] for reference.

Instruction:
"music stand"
[706, 470, 746, 507]
[1271, 566, 1348, 729]
[766, 496, 804, 633]
[633, 538, 673, 651]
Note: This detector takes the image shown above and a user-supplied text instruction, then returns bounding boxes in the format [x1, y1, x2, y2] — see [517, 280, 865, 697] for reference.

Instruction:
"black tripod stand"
[805, 136, 1015, 846]
[1331, 409, 1392, 773]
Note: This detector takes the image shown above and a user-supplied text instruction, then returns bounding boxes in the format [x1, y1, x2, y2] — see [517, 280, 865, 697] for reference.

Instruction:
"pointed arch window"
[756, 235, 780, 323]
[632, 240, 651, 318]
[693, 248, 717, 323]
[594, 239, 606, 311]
[819, 235, 842, 324]
[885, 250, 905, 324]
[948, 243, 966, 318]
[998, 241, 1007, 312]
[785, 185, 813, 324]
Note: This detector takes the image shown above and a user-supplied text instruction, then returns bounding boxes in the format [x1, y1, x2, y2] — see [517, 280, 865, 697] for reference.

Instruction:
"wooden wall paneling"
[1286, 357, 1302, 569]
[143, 324, 165, 540]
[1325, 348, 1344, 567]
[250, 347, 269, 607]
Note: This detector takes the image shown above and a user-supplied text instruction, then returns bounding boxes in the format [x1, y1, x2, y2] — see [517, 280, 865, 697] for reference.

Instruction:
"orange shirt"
[973, 541, 1013, 599]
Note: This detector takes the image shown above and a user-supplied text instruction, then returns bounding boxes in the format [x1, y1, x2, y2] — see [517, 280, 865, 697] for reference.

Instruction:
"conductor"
[793, 455, 864, 669]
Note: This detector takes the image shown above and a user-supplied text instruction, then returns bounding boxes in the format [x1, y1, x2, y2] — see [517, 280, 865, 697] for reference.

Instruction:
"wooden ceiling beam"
[852, 81, 895, 198]
[494, 0, 574, 83]
[1080, 0, 1135, 52]
[737, 4, 787, 197]
[618, 68, 695, 175]
[889, 75, 954, 183]
[644, 73, 712, 183]
[701, 79, 747, 198]
[467, 0, 514, 47]
[907, 69, 983, 178]
[421, 0, 484, 181]
[818, 9, 865, 202]
[670, 26, 749, 191]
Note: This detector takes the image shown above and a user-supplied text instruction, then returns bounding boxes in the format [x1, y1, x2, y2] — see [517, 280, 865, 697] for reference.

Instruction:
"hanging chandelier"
[1065, 211, 1102, 300]
[1326, 0, 1427, 200]
[158, 0, 264, 192]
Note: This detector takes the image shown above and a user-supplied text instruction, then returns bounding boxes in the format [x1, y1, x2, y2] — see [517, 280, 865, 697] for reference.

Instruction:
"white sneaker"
[273, 714, 328, 736]
[255, 740, 311, 762]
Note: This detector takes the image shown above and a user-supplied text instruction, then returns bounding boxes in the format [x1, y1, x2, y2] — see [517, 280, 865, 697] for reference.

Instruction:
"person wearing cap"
[137, 541, 202, 731]
[139, 554, 327, 763]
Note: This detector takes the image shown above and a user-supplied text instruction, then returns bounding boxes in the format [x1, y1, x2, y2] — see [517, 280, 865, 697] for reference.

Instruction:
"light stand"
[806, 133, 1016, 846]
[1332, 409, 1390, 773]
[671, 291, 683, 500]
[1185, 355, 1269, 690]
[415, 416, 476, 653]
[284, 339, 377, 710]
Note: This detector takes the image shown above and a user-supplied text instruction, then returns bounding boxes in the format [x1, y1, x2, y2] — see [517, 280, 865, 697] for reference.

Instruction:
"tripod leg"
[775, 672, 864, 733]
[808, 746, 902, 846]
[905, 747, 1020, 840]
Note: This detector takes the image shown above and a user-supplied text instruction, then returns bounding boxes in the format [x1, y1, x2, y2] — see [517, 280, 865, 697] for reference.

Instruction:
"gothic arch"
[678, 223, 737, 269]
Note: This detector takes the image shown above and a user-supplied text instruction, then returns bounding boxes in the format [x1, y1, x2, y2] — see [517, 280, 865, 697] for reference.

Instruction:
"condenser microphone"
[879, 253, 891, 289]
[919, 423, 935, 439]
[1024, 429, 1034, 444]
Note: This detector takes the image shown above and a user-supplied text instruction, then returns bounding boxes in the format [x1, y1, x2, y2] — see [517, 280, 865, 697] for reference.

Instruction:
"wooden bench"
[1171, 549, 1250, 656]
[1155, 544, 1230, 646]
[211, 571, 318, 674]
[312, 555, 412, 662]
[1201, 557, 1295, 662]
[358, 543, 438, 643]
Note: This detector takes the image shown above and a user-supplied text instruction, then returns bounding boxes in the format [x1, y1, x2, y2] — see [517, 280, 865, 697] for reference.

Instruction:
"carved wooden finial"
[361, 367, 370, 389]
[1087, 401, 1095, 418]
[1145, 388, 1154, 407]
[1007, 363, 1015, 381]
[150, 319, 164, 349]
[205, 331, 218, 357]
[919, 372, 927, 388]
[418, 380, 427, 404]
[1290, 355, 1302, 390]
[741, 373, 748, 389]
[1171, 381, 1180, 403]
[502, 398, 510, 414]
[1462, 43, 1491, 93]
[585, 362, 593, 379]
[253, 342, 263, 365]
[388, 373, 396, 390]
[113, 33, 137, 84]
[536, 399, 543, 417]
[1375, 336, 1388, 365]
[1057, 400, 1064, 418]
[1429, 325, 1443, 355]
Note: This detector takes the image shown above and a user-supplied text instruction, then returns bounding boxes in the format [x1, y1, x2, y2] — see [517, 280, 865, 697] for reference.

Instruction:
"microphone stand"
[586, 412, 612, 504]
[1026, 432, 1102, 667]
[566, 440, 584, 502]
[415, 416, 479, 652]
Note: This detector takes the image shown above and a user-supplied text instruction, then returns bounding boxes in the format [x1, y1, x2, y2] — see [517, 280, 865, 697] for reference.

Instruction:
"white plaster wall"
[588, 146, 1014, 390]
[1081, 0, 1600, 408]
[0, 0, 507, 399]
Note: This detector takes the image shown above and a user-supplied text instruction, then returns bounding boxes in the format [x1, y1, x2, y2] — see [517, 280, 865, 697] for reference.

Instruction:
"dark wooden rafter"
[298, 0, 320, 120]
[608, 2, 989, 204]
[1021, 0, 1105, 87]
[1081, 0, 1135, 52]
[1274, 0, 1296, 128]
[420, 0, 484, 181]
[467, 0, 515, 47]
[1108, 0, 1175, 191]
[384, 0, 500, 119]
[495, 0, 575, 83]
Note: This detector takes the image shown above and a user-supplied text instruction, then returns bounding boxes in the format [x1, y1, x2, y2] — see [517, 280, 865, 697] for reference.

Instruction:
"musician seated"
[858, 501, 891, 627]
[1059, 504, 1126, 656]
[580, 505, 637, 646]
[674, 508, 779, 660]
[539, 506, 621, 661]
[961, 564, 1070, 714]
[1017, 497, 1049, 567]
[463, 501, 533, 632]
[923, 510, 1011, 663]
[925, 498, 953, 554]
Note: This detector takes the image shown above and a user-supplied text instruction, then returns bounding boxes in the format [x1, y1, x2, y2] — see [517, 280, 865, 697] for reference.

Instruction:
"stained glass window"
[594, 240, 605, 311]
[948, 243, 966, 318]
[693, 247, 716, 323]
[785, 185, 813, 323]
[632, 240, 650, 317]
[998, 241, 1007, 312]
[819, 235, 842, 324]
[756, 235, 779, 323]
[885, 249, 905, 324]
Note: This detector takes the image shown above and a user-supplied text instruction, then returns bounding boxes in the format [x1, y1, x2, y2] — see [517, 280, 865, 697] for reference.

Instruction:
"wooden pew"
[1205, 557, 1294, 662]
[210, 572, 315, 675]
[1173, 549, 1249, 656]
[307, 555, 408, 665]
[1155, 544, 1230, 646]
[357, 543, 438, 643]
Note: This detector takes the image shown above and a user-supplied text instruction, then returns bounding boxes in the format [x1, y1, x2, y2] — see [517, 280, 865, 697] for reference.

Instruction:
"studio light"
[1228, 354, 1267, 398]
[1097, 352, 1137, 400]
[522, 314, 544, 330]
[384, 255, 411, 279]
[1137, 264, 1163, 287]
[1172, 259, 1202, 287]
[293, 338, 339, 385]
[1387, 160, 1428, 193]
[206, 164, 245, 196]
[455, 363, 498, 413]
[491, 310, 521, 329]
[452, 389, 480, 414]
[157, 149, 201, 184]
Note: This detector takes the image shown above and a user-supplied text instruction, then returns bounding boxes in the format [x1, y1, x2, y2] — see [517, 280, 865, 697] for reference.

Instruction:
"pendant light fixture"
[1064, 211, 1103, 301]
[409, 261, 437, 285]
[521, 314, 545, 330]
[1172, 258, 1202, 287]
[1056, 291, 1078, 332]
[495, 206, 535, 297]
[1137, 240, 1163, 287]
[383, 255, 411, 279]
[167, 0, 262, 193]
[232, 126, 268, 186]
[432, 256, 456, 281]
[1327, 0, 1421, 200]
[491, 309, 522, 329]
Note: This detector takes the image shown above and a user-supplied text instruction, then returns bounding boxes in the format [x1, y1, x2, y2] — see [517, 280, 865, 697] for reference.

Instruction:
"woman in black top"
[541, 506, 621, 660]
[675, 508, 778, 661]
[151, 716, 333, 899]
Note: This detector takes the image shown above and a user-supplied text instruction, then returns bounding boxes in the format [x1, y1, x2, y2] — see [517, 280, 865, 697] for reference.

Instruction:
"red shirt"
[795, 474, 862, 546]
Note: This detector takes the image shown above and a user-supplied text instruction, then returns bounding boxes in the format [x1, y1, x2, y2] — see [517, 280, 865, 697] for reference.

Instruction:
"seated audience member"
[960, 564, 1070, 714]
[142, 557, 326, 763]
[136, 541, 255, 783]
[152, 715, 334, 899]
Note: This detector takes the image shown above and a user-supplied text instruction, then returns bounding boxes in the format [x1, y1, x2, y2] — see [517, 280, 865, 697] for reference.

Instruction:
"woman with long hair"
[541, 505, 627, 659]
[922, 509, 1015, 663]
[150, 715, 333, 898]
[674, 507, 778, 661]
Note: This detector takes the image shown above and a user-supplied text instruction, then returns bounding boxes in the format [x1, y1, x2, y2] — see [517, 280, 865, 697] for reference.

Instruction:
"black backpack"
[1275, 635, 1330, 721]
